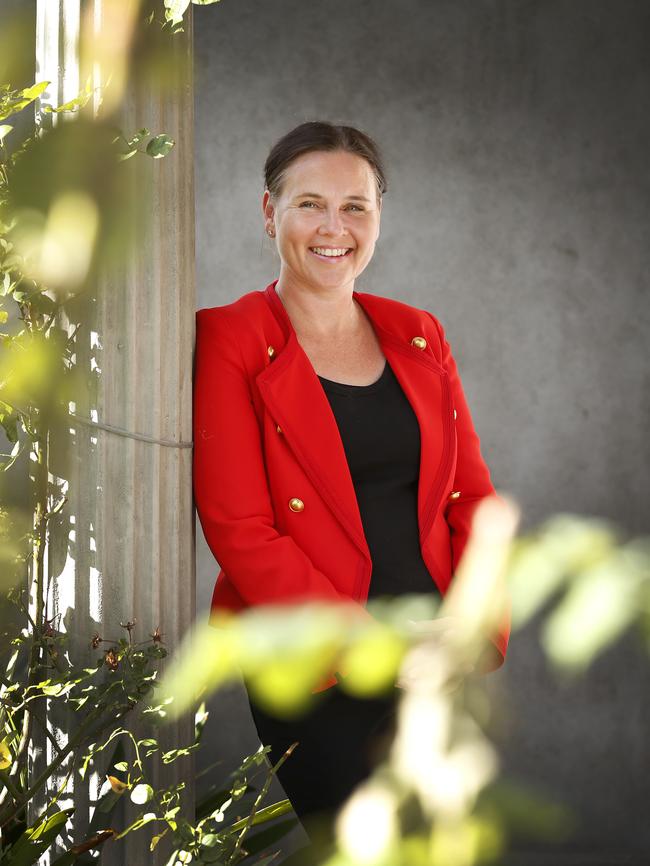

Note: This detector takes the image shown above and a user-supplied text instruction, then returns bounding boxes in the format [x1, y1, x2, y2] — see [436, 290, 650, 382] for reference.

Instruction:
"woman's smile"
[262, 149, 381, 293]
[309, 246, 354, 262]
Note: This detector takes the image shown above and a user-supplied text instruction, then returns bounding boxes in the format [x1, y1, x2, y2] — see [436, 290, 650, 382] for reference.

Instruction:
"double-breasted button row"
[278, 334, 454, 513]
[411, 336, 457, 423]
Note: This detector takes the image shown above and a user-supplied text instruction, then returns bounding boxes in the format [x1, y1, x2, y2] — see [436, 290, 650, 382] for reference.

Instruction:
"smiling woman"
[192, 120, 509, 854]
[261, 131, 384, 310]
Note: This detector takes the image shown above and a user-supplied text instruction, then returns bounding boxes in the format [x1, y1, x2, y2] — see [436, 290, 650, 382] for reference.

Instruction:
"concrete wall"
[194, 1, 650, 860]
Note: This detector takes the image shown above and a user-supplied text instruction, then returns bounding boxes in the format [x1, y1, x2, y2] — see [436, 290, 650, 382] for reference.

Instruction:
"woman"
[193, 121, 510, 853]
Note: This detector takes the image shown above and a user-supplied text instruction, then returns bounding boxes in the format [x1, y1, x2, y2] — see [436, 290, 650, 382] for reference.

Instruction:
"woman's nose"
[318, 208, 345, 235]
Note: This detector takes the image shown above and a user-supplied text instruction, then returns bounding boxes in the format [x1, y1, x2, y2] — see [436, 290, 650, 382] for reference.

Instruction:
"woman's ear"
[262, 188, 272, 219]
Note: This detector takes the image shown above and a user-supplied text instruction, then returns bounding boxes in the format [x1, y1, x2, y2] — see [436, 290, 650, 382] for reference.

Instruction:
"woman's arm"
[428, 313, 497, 572]
[193, 307, 373, 618]
[427, 312, 511, 671]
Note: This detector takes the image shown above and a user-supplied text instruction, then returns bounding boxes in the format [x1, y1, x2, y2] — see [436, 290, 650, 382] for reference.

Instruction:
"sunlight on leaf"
[0, 736, 12, 769]
[11, 191, 99, 293]
[542, 543, 644, 672]
[337, 624, 405, 697]
[130, 782, 154, 804]
[429, 815, 504, 866]
[146, 133, 175, 158]
[156, 618, 241, 718]
[336, 781, 399, 865]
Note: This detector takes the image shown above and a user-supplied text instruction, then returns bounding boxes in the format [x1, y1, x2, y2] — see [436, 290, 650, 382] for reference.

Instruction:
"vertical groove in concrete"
[32, 3, 196, 863]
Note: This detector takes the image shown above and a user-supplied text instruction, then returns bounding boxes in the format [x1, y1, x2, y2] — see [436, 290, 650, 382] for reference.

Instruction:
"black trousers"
[247, 681, 400, 860]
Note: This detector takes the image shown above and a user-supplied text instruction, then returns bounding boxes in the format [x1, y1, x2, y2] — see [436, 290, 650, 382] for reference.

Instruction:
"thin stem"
[0, 701, 133, 830]
[227, 742, 298, 865]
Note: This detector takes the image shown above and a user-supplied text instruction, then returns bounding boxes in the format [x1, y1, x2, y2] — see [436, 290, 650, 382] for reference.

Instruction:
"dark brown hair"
[263, 121, 388, 205]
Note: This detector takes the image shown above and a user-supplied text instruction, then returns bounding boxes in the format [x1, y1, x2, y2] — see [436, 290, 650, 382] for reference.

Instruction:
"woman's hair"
[263, 121, 388, 206]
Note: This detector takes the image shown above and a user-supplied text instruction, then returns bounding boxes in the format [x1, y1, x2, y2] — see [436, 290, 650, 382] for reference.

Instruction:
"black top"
[317, 359, 442, 601]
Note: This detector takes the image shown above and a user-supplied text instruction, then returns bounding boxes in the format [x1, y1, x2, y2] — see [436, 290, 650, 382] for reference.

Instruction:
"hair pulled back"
[263, 121, 387, 206]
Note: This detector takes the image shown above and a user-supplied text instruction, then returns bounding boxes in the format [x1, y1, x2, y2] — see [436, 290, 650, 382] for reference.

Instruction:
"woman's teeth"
[309, 247, 352, 259]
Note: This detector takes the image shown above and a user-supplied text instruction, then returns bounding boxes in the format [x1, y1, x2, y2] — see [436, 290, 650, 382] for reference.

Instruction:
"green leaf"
[0, 81, 50, 122]
[0, 406, 18, 442]
[239, 817, 300, 856]
[0, 438, 24, 471]
[146, 134, 175, 158]
[227, 799, 293, 832]
[0, 808, 73, 866]
[542, 547, 640, 672]
[42, 77, 95, 115]
[21, 81, 50, 102]
[112, 811, 158, 840]
[0, 736, 12, 770]
[163, 0, 191, 27]
[0, 125, 13, 144]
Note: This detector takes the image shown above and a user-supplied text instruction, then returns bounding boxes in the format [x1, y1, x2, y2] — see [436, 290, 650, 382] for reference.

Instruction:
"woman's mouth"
[309, 247, 353, 262]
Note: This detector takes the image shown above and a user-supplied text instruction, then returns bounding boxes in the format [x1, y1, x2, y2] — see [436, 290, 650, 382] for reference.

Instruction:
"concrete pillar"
[32, 3, 195, 863]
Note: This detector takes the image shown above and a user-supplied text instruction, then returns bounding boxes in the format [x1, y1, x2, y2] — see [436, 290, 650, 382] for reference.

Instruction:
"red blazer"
[193, 278, 510, 691]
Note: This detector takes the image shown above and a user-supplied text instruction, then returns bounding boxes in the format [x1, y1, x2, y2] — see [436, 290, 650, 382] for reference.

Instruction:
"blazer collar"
[256, 279, 454, 588]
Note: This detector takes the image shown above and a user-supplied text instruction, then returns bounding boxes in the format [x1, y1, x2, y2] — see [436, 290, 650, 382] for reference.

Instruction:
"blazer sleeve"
[428, 312, 511, 670]
[193, 307, 373, 619]
[428, 313, 497, 571]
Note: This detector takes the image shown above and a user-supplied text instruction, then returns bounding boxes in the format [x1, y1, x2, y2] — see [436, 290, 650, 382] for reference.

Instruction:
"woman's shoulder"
[197, 288, 267, 327]
[354, 288, 447, 348]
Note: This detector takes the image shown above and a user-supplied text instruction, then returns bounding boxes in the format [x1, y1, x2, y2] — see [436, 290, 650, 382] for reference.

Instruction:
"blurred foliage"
[156, 506, 650, 865]
[0, 3, 297, 864]
[163, 0, 224, 32]
[1, 2, 648, 865]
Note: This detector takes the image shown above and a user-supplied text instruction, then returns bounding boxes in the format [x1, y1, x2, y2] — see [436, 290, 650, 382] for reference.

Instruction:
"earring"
[267, 227, 275, 237]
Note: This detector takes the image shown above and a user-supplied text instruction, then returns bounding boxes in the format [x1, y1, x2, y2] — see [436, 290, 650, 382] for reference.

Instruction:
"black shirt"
[317, 359, 442, 601]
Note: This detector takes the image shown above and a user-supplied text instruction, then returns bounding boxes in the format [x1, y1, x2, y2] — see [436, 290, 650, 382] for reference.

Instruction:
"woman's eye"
[299, 202, 363, 212]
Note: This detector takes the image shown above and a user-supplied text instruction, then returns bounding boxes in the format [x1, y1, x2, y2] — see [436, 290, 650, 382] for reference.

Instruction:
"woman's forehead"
[283, 151, 375, 190]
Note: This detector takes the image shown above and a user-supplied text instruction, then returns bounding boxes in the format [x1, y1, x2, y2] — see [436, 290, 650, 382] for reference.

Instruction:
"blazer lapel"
[353, 291, 454, 545]
[256, 282, 454, 561]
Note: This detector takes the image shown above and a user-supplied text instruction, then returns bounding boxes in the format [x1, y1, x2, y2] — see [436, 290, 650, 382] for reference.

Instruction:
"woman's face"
[262, 149, 382, 294]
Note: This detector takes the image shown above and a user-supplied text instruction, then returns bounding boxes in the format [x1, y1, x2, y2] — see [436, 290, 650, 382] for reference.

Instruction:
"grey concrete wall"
[194, 1, 649, 860]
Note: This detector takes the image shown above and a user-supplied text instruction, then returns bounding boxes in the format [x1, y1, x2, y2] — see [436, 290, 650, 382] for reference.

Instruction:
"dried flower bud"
[120, 619, 137, 633]
[104, 648, 119, 670]
[107, 775, 128, 794]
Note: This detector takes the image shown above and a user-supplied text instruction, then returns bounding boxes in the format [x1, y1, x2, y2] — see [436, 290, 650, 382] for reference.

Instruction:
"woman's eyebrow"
[294, 192, 371, 202]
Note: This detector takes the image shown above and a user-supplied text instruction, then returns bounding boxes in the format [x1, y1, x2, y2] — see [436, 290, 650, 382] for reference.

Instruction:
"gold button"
[289, 498, 304, 512]
[268, 345, 275, 358]
[453, 409, 457, 420]
[449, 490, 461, 500]
[411, 336, 427, 350]
[276, 424, 282, 434]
